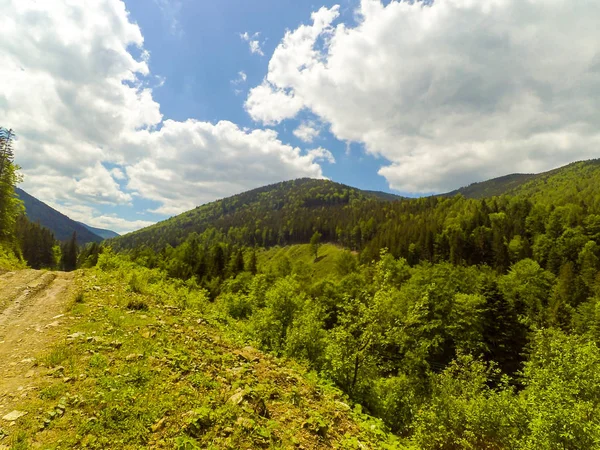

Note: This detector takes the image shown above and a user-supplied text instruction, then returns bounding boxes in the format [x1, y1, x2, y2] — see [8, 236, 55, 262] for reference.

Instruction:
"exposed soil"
[0, 270, 75, 419]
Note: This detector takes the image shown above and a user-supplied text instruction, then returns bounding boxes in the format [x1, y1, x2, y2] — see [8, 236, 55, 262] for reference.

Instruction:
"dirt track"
[0, 270, 75, 416]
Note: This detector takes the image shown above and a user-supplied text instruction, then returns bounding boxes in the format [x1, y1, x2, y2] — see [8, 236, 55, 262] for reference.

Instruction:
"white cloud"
[230, 71, 248, 94]
[125, 119, 326, 215]
[308, 147, 335, 164]
[294, 122, 320, 143]
[154, 0, 183, 37]
[1, 0, 328, 231]
[244, 82, 304, 125]
[247, 0, 600, 193]
[46, 202, 154, 235]
[240, 31, 265, 56]
[110, 167, 127, 181]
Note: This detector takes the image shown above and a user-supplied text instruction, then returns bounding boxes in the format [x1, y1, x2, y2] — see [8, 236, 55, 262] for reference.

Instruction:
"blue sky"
[3, 0, 599, 234]
[125, 0, 391, 192]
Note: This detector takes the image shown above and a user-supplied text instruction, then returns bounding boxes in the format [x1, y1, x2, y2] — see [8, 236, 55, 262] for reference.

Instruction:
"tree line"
[0, 127, 79, 271]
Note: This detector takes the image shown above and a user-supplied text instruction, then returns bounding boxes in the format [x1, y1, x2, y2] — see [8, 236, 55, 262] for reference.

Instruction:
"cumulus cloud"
[240, 32, 264, 56]
[294, 122, 321, 143]
[308, 147, 335, 164]
[1, 0, 328, 231]
[125, 119, 326, 215]
[246, 0, 600, 193]
[46, 202, 155, 235]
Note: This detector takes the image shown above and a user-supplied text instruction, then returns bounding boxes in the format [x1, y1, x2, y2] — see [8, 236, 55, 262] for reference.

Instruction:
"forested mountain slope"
[16, 188, 103, 244]
[443, 159, 600, 200]
[111, 178, 396, 251]
[77, 221, 119, 239]
[85, 159, 600, 448]
[443, 173, 536, 199]
[113, 159, 600, 266]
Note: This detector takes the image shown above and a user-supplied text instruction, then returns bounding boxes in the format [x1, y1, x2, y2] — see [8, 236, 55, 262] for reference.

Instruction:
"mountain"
[15, 188, 104, 244]
[112, 159, 600, 260]
[442, 159, 600, 200]
[443, 173, 537, 199]
[111, 178, 400, 251]
[77, 222, 119, 239]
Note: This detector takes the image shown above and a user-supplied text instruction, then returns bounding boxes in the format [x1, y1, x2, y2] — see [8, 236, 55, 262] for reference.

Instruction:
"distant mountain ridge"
[442, 173, 537, 199]
[111, 159, 600, 253]
[441, 160, 600, 199]
[111, 178, 399, 250]
[15, 188, 114, 244]
[77, 222, 119, 239]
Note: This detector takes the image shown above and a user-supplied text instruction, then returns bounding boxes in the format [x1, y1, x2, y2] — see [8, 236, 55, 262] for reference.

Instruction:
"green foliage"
[520, 329, 600, 449]
[412, 355, 523, 449]
[310, 230, 322, 260]
[76, 158, 600, 447]
[0, 127, 23, 247]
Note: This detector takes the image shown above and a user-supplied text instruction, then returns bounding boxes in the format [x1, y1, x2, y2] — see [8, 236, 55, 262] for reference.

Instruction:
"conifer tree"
[61, 232, 78, 271]
[0, 128, 23, 243]
[247, 249, 258, 274]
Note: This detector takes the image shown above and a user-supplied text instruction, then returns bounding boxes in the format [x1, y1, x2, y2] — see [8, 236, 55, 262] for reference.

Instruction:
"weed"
[39, 383, 67, 400]
[128, 272, 146, 294]
[43, 343, 74, 368]
[126, 298, 149, 311]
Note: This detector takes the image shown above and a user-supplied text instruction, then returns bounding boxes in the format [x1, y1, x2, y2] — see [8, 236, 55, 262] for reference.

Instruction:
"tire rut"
[0, 270, 75, 417]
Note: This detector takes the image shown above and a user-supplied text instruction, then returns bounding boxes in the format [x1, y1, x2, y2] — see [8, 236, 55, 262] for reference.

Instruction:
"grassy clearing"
[258, 244, 346, 281]
[1, 264, 401, 449]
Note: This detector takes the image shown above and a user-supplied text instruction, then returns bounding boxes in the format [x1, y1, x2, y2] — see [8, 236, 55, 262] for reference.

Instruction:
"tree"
[61, 232, 78, 271]
[310, 231, 322, 261]
[246, 249, 258, 275]
[0, 128, 23, 243]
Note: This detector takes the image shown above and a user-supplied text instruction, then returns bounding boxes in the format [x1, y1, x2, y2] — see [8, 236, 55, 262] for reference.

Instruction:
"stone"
[151, 417, 167, 432]
[67, 332, 85, 339]
[2, 411, 27, 421]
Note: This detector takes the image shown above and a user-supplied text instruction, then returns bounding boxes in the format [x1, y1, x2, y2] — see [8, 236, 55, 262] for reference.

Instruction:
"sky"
[2, 0, 600, 234]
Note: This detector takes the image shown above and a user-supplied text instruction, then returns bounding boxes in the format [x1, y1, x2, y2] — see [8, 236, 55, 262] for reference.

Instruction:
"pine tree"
[247, 249, 258, 274]
[0, 128, 23, 243]
[61, 232, 78, 271]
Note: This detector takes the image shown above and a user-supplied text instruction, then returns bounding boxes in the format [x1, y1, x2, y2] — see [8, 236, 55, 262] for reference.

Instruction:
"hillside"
[77, 222, 120, 240]
[0, 261, 400, 449]
[113, 159, 600, 265]
[111, 178, 398, 251]
[443, 173, 536, 199]
[442, 159, 600, 200]
[15, 188, 103, 244]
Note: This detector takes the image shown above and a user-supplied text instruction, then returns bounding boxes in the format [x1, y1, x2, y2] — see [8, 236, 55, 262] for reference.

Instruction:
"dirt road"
[0, 270, 75, 417]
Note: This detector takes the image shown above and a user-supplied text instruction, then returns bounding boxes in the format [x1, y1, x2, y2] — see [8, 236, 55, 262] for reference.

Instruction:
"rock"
[109, 340, 123, 349]
[228, 389, 247, 405]
[334, 400, 351, 411]
[47, 366, 65, 377]
[45, 321, 60, 328]
[25, 370, 35, 378]
[151, 417, 167, 432]
[67, 332, 85, 339]
[125, 353, 143, 362]
[2, 411, 27, 421]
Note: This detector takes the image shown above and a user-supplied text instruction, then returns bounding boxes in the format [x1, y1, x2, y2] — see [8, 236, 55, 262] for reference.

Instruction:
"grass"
[258, 243, 346, 281]
[0, 244, 26, 272]
[1, 265, 402, 449]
